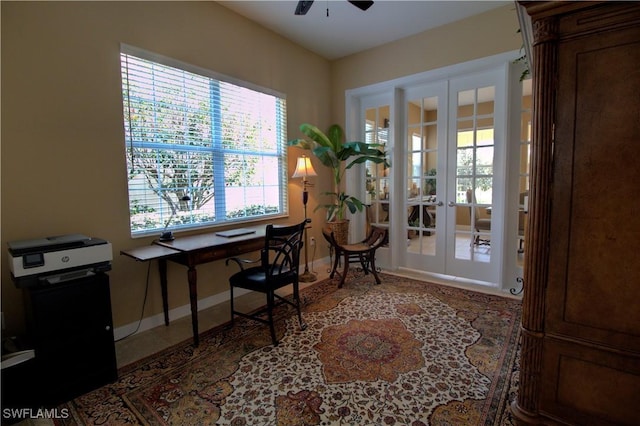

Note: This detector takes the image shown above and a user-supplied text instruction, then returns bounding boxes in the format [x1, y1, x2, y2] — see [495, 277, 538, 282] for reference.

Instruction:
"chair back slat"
[365, 226, 388, 248]
[262, 220, 306, 281]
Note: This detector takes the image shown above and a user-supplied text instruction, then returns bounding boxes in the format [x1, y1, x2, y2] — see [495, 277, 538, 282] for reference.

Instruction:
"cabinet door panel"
[546, 25, 640, 351]
[541, 337, 640, 425]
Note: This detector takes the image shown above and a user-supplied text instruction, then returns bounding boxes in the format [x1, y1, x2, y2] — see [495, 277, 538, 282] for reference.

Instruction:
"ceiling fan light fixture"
[295, 1, 314, 15]
[295, 0, 373, 15]
[348, 1, 374, 11]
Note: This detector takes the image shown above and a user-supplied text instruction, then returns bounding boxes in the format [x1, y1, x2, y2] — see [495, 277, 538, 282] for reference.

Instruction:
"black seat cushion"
[230, 267, 296, 291]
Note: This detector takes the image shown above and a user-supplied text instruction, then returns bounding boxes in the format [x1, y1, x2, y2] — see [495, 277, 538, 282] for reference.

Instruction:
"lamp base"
[159, 231, 175, 242]
[299, 271, 317, 282]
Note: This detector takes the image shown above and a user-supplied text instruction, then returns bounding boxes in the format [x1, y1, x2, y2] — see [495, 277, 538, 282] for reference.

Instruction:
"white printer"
[8, 234, 112, 287]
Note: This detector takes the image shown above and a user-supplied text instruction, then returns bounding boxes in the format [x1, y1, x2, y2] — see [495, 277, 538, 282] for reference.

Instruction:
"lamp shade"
[291, 155, 317, 179]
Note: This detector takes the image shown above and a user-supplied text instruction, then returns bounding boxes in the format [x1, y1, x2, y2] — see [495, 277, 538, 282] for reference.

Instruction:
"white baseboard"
[113, 287, 252, 341]
[113, 257, 332, 341]
[393, 267, 520, 299]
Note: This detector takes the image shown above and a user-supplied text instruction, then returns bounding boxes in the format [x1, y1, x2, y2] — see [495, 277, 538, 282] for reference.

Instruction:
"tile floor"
[115, 263, 331, 367]
[13, 264, 331, 426]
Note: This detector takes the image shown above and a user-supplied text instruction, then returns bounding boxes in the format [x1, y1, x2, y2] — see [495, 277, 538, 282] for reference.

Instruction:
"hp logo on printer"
[61, 256, 70, 263]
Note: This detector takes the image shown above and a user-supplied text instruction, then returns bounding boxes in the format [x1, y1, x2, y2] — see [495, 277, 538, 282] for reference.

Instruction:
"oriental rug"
[57, 273, 521, 426]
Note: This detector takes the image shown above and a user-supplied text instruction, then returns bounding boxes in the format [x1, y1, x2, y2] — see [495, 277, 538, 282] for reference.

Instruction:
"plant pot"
[326, 219, 350, 245]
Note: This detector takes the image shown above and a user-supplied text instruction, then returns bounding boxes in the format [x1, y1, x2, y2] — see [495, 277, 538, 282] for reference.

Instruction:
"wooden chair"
[466, 188, 491, 246]
[226, 220, 308, 346]
[322, 226, 388, 288]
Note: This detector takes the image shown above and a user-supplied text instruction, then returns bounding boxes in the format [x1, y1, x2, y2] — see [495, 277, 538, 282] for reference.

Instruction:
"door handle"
[448, 201, 455, 207]
[436, 201, 444, 207]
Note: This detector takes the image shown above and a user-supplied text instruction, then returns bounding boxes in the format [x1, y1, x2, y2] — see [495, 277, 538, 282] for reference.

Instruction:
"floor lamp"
[292, 155, 317, 282]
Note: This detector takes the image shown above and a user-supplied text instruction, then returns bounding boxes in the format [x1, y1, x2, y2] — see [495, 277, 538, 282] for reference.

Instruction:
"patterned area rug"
[58, 273, 521, 425]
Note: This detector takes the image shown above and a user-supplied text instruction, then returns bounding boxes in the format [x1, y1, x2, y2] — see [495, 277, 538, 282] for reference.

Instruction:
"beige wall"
[1, 1, 521, 335]
[1, 1, 332, 334]
[330, 5, 521, 124]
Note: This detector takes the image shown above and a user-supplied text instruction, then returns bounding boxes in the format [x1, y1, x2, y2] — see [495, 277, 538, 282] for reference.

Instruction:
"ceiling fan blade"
[295, 1, 314, 15]
[348, 1, 374, 11]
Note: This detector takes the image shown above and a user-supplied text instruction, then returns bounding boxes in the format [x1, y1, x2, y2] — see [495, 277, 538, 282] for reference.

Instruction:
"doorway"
[346, 52, 524, 290]
[402, 72, 504, 284]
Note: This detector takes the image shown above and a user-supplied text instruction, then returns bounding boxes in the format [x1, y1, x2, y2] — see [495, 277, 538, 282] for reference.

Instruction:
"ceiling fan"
[295, 1, 374, 16]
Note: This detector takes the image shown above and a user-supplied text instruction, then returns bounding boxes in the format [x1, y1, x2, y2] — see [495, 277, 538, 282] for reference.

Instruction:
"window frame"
[120, 44, 289, 238]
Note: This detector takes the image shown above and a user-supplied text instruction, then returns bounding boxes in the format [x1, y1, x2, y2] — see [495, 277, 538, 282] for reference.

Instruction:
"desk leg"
[159, 259, 169, 326]
[188, 266, 199, 346]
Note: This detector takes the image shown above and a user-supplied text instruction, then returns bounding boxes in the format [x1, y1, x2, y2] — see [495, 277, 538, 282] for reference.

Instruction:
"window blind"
[120, 45, 288, 236]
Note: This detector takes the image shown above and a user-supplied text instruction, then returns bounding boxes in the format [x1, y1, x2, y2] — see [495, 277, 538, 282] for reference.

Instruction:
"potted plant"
[289, 123, 389, 243]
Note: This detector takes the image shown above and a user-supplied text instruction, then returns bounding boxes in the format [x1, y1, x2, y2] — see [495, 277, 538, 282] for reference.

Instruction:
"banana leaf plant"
[288, 123, 390, 221]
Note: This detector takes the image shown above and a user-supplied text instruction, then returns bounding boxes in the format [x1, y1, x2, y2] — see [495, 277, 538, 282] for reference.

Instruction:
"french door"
[347, 53, 523, 289]
[402, 71, 504, 284]
[446, 73, 504, 283]
[404, 83, 447, 272]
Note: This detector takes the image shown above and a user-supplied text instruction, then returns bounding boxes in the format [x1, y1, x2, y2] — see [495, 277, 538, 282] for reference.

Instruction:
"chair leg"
[229, 285, 235, 325]
[369, 250, 381, 285]
[330, 248, 340, 279]
[339, 252, 349, 288]
[266, 290, 278, 346]
[292, 282, 307, 331]
[358, 253, 369, 275]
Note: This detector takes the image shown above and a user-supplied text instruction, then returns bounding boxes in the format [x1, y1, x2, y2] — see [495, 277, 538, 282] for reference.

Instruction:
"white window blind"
[120, 45, 288, 237]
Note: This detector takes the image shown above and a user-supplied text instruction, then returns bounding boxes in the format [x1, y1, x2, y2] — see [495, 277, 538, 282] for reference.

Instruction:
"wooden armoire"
[512, 2, 640, 425]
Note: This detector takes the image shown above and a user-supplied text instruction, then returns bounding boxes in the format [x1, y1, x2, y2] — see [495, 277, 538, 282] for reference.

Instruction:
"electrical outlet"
[310, 237, 316, 246]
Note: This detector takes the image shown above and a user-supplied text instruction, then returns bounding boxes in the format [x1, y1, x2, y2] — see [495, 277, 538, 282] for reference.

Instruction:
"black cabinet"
[23, 272, 117, 406]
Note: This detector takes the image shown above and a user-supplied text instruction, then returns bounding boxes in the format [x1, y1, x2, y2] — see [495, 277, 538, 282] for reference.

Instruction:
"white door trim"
[345, 50, 521, 292]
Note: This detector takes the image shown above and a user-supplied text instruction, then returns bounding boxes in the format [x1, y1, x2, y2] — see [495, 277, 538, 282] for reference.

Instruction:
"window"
[120, 45, 288, 237]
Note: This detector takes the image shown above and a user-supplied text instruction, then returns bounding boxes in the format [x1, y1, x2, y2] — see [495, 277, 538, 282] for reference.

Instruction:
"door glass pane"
[476, 177, 493, 205]
[457, 121, 474, 144]
[476, 124, 494, 146]
[457, 90, 475, 118]
[517, 79, 532, 268]
[406, 95, 438, 256]
[456, 177, 472, 203]
[457, 148, 474, 177]
[476, 146, 494, 175]
[454, 86, 494, 262]
[423, 150, 437, 196]
[365, 106, 390, 232]
[477, 86, 495, 114]
[455, 232, 472, 259]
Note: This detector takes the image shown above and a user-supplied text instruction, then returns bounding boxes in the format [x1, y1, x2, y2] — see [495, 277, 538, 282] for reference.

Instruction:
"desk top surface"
[121, 225, 267, 261]
[120, 244, 179, 262]
[155, 225, 265, 253]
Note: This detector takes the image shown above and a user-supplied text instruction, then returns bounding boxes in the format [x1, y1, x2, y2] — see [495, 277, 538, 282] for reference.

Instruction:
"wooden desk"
[121, 226, 266, 346]
[407, 196, 437, 235]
